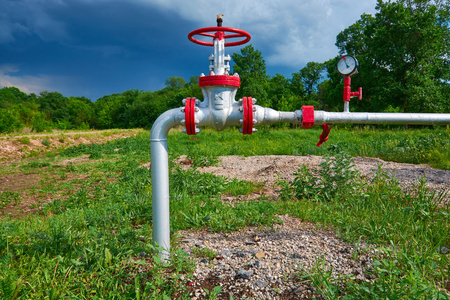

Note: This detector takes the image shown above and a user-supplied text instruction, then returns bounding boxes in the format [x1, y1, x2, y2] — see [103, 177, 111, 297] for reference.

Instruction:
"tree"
[232, 45, 270, 106]
[336, 0, 450, 113]
[37, 91, 69, 123]
[67, 97, 95, 128]
[297, 62, 325, 96]
[165, 77, 187, 90]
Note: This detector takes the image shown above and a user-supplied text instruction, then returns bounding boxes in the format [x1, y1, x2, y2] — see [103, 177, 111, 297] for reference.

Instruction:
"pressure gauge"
[337, 55, 358, 76]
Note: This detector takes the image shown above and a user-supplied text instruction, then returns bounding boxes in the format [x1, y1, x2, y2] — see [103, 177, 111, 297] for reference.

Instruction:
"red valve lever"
[317, 124, 332, 147]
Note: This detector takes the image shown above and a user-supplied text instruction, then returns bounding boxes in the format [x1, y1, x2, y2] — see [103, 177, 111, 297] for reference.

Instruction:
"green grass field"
[0, 127, 449, 299]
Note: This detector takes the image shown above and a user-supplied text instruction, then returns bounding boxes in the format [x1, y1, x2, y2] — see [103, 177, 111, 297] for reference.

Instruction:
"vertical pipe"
[150, 139, 170, 259]
[150, 108, 183, 260]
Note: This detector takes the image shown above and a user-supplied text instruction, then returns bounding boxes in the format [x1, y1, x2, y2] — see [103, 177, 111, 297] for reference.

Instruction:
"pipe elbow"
[150, 108, 184, 141]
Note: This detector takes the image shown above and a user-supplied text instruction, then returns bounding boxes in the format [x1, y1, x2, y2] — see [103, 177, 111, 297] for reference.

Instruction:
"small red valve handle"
[184, 97, 197, 135]
[317, 124, 332, 147]
[188, 27, 251, 47]
[242, 97, 253, 135]
[343, 77, 362, 102]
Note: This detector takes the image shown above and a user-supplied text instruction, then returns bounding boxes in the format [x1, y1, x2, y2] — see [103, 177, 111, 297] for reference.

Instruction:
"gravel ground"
[178, 215, 377, 299]
[174, 155, 450, 299]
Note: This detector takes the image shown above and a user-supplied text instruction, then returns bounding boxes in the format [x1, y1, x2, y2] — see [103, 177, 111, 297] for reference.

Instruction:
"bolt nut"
[182, 99, 186, 105]
[252, 99, 257, 104]
[239, 119, 243, 124]
[195, 107, 199, 112]
[252, 128, 258, 132]
[239, 107, 243, 112]
[180, 120, 185, 124]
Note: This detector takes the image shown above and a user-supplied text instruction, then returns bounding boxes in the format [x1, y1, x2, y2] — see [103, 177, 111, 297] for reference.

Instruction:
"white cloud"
[138, 0, 377, 66]
[0, 65, 62, 94]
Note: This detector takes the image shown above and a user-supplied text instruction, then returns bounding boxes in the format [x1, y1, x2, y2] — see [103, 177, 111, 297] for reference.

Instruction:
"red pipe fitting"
[301, 105, 314, 129]
[343, 77, 362, 102]
[242, 97, 254, 134]
[184, 97, 197, 135]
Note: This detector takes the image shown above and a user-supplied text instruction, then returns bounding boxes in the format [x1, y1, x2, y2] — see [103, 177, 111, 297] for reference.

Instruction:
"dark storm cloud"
[0, 0, 377, 100]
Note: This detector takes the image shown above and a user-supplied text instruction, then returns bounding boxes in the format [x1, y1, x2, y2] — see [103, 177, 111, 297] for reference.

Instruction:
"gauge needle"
[342, 56, 349, 68]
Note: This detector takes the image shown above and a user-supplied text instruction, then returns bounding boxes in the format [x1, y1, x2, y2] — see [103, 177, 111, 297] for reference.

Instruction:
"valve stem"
[217, 14, 223, 27]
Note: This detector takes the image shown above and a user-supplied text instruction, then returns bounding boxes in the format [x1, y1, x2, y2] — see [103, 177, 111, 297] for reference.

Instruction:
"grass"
[0, 127, 449, 299]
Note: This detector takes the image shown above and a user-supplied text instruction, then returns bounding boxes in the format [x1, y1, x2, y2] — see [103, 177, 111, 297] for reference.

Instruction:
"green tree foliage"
[336, 0, 450, 113]
[232, 45, 270, 106]
[1, 0, 449, 134]
[297, 62, 324, 96]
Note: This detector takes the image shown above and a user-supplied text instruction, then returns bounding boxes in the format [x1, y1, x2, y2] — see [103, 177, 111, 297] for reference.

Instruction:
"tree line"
[0, 0, 448, 133]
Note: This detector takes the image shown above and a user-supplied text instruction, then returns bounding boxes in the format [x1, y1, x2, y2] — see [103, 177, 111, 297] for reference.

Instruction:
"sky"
[0, 0, 377, 101]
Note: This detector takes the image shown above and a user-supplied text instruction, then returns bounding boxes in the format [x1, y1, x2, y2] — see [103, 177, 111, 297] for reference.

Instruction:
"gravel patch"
[174, 155, 450, 298]
[178, 215, 377, 299]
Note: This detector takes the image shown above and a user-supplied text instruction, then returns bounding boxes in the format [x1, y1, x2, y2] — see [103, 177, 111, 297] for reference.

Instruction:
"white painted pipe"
[151, 103, 450, 260]
[313, 111, 450, 125]
[150, 108, 183, 260]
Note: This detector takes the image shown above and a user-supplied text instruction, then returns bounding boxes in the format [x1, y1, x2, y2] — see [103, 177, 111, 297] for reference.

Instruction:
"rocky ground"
[175, 155, 450, 299]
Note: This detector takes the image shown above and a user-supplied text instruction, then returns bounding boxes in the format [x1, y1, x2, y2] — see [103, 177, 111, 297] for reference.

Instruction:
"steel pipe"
[150, 108, 184, 260]
[314, 111, 450, 125]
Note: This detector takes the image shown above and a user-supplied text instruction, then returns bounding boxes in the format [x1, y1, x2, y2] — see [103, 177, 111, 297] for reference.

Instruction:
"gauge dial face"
[337, 55, 358, 76]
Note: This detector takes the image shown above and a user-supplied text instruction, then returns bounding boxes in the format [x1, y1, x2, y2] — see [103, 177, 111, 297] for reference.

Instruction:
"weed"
[192, 247, 217, 260]
[0, 192, 21, 209]
[17, 137, 30, 145]
[284, 151, 360, 202]
[204, 286, 222, 300]
[41, 139, 50, 147]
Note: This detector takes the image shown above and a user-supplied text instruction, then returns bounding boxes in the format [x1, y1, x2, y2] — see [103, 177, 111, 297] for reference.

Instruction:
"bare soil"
[0, 129, 144, 162]
[0, 129, 142, 218]
[177, 155, 450, 203]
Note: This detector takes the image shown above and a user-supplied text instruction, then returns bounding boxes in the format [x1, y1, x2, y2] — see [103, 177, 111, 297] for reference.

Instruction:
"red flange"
[188, 27, 251, 47]
[199, 75, 240, 87]
[242, 97, 253, 135]
[301, 106, 314, 129]
[184, 97, 197, 135]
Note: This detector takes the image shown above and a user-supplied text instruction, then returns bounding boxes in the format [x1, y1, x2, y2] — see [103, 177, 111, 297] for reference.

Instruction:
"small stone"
[194, 242, 203, 248]
[436, 246, 450, 254]
[219, 249, 232, 257]
[236, 251, 247, 257]
[255, 280, 267, 288]
[248, 260, 260, 268]
[200, 258, 208, 263]
[181, 239, 196, 243]
[291, 254, 305, 259]
[255, 252, 265, 258]
[245, 241, 256, 245]
[237, 269, 253, 279]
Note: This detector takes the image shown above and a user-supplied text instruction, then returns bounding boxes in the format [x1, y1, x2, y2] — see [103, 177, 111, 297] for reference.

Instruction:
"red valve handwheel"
[188, 27, 251, 47]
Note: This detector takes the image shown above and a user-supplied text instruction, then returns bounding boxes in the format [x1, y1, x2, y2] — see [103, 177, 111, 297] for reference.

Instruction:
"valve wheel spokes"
[188, 27, 251, 47]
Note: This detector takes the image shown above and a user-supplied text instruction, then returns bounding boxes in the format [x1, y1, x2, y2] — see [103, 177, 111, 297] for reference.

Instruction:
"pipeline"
[150, 16, 450, 260]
